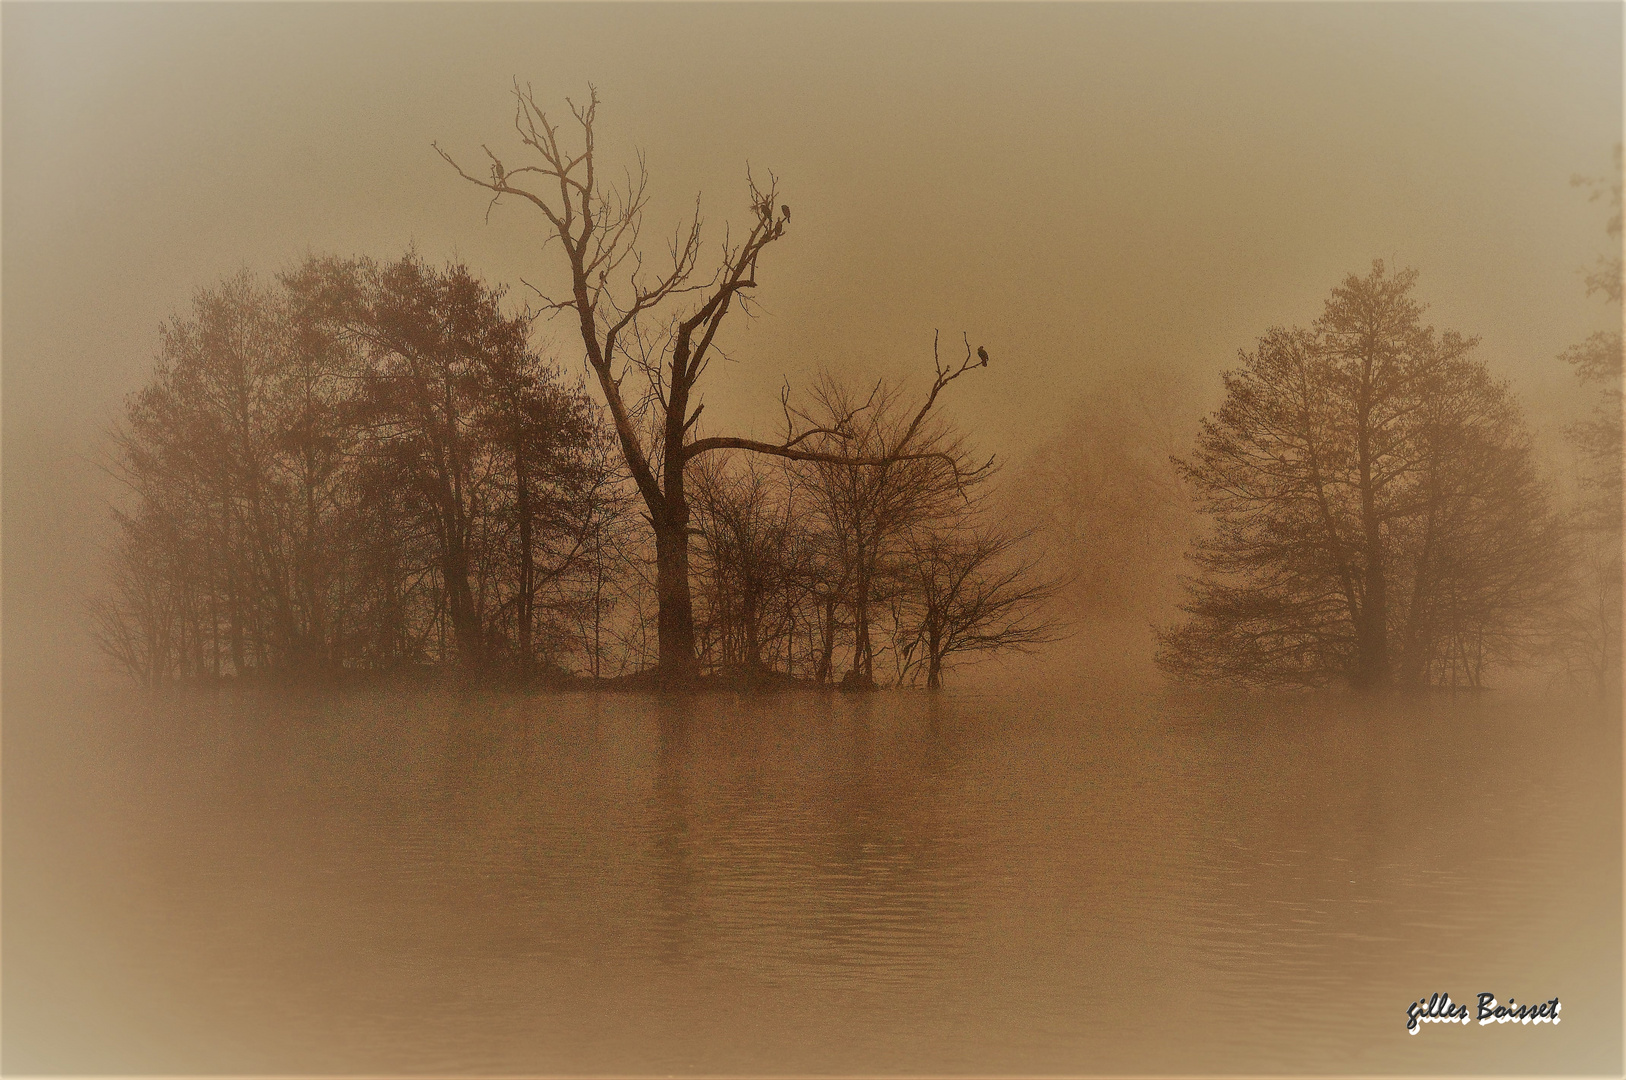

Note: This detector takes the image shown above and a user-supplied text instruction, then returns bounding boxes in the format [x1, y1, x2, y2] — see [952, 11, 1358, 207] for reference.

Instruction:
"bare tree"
[103, 270, 329, 679]
[437, 84, 988, 683]
[561, 423, 642, 679]
[90, 508, 187, 686]
[893, 518, 1062, 689]
[793, 368, 990, 686]
[689, 453, 804, 676]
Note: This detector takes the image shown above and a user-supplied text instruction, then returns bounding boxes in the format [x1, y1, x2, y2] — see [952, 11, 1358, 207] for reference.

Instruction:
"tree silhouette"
[437, 84, 987, 683]
[95, 256, 611, 682]
[791, 372, 986, 686]
[1158, 263, 1564, 690]
[894, 517, 1060, 689]
[1554, 147, 1624, 692]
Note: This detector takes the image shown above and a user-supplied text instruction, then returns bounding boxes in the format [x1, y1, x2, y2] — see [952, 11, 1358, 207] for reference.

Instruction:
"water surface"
[5, 683, 1619, 1074]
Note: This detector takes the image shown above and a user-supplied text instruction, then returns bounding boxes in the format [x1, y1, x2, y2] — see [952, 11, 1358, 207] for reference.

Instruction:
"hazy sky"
[3, 1, 1621, 675]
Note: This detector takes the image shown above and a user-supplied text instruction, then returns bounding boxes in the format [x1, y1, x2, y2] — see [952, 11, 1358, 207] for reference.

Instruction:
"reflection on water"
[4, 684, 1619, 1074]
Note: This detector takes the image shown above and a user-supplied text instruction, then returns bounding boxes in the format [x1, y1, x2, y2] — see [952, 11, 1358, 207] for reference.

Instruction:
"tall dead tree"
[437, 84, 987, 682]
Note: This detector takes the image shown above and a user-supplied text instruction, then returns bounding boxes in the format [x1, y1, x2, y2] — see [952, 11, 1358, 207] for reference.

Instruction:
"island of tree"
[93, 87, 1057, 690]
[92, 89, 1621, 696]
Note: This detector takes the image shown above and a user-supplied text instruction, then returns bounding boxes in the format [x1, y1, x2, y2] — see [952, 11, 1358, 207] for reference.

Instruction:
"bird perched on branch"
[781, 205, 791, 222]
[977, 346, 989, 366]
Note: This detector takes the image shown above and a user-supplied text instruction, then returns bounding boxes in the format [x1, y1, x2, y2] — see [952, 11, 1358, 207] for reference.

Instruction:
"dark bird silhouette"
[781, 205, 791, 221]
[977, 346, 989, 366]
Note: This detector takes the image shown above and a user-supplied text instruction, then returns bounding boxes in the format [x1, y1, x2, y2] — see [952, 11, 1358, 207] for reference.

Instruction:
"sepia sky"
[3, 1, 1621, 674]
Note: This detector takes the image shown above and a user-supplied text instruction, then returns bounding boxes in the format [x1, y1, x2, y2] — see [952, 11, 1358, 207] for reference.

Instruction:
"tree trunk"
[1397, 494, 1439, 689]
[816, 596, 836, 683]
[442, 526, 484, 668]
[653, 512, 699, 682]
[652, 358, 703, 683]
[516, 445, 534, 672]
[852, 591, 871, 680]
[589, 534, 605, 680]
[1353, 382, 1389, 692]
[743, 591, 762, 670]
[851, 532, 873, 682]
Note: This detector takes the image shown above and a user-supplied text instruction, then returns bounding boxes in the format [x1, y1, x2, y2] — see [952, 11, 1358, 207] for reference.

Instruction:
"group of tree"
[94, 88, 1056, 689]
[430, 83, 1055, 685]
[96, 82, 1617, 697]
[91, 254, 628, 683]
[92, 255, 1055, 690]
[1156, 251, 1618, 693]
[684, 376, 1057, 689]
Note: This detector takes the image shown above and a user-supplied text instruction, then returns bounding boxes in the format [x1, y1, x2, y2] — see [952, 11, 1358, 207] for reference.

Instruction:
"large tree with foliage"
[1158, 262, 1565, 690]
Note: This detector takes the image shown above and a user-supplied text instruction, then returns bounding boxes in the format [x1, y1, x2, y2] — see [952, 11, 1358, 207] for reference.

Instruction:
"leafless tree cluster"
[892, 513, 1061, 689]
[92, 254, 631, 684]
[1157, 262, 1569, 691]
[681, 374, 1059, 688]
[436, 84, 1018, 685]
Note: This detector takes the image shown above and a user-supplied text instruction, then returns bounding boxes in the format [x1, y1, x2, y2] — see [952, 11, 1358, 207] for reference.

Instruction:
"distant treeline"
[93, 253, 1055, 688]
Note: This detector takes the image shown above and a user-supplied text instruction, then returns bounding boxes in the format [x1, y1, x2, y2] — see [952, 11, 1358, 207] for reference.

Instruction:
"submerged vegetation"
[91, 88, 1621, 696]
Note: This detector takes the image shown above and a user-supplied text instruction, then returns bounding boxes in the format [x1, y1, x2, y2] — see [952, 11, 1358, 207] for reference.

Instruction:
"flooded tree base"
[147, 663, 912, 695]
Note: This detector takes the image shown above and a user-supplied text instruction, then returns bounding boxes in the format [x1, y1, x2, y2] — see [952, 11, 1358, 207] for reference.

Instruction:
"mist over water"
[5, 682, 1617, 1074]
[4, 3, 1621, 1074]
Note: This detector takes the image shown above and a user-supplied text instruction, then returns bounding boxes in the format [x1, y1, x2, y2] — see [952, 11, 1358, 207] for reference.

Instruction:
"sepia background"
[4, 2, 1622, 1075]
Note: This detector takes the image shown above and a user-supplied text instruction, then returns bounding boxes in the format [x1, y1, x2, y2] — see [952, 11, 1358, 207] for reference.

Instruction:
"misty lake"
[4, 682, 1619, 1075]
